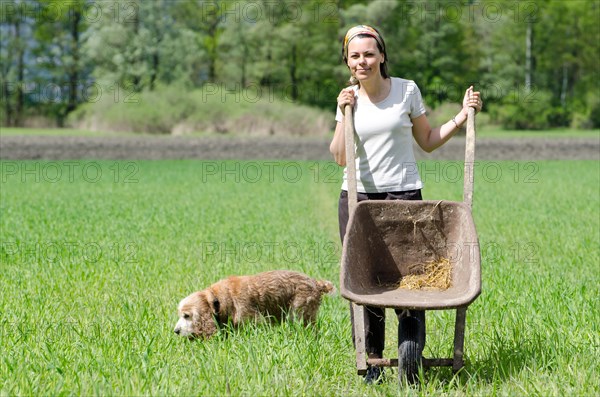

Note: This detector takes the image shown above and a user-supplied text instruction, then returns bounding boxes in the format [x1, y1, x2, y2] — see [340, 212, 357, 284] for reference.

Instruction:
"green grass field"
[1, 160, 598, 396]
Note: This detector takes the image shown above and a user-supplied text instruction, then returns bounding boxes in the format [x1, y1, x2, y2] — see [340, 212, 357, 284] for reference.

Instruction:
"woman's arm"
[330, 87, 356, 166]
[411, 113, 465, 153]
[330, 121, 346, 166]
[412, 86, 482, 153]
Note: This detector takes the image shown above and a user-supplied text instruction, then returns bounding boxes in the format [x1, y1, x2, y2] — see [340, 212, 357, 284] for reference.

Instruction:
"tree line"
[1, 0, 598, 130]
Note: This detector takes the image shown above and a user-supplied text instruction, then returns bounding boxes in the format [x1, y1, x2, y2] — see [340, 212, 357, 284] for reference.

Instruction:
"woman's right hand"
[337, 88, 356, 115]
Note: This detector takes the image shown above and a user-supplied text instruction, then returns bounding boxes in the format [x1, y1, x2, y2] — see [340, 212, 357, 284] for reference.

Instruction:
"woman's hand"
[462, 86, 483, 116]
[337, 88, 356, 114]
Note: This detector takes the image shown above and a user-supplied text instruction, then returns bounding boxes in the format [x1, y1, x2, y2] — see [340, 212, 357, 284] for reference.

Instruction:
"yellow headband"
[343, 25, 384, 57]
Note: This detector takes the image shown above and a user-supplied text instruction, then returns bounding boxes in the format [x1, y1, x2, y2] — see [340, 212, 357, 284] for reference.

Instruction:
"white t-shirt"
[335, 77, 427, 193]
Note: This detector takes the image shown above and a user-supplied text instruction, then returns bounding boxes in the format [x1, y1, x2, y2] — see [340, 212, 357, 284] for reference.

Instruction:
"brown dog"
[174, 270, 334, 339]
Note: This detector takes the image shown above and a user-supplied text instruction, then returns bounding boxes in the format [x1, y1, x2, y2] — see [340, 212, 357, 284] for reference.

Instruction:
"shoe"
[364, 365, 385, 385]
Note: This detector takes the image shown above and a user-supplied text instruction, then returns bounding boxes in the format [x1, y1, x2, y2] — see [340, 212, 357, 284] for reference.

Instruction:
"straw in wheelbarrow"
[397, 257, 452, 291]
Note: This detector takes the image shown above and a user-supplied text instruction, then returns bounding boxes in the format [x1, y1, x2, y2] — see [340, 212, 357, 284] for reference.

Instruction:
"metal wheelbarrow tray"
[339, 105, 481, 378]
[340, 199, 480, 310]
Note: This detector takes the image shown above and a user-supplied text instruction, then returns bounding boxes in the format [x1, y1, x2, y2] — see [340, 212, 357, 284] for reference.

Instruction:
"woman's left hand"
[462, 86, 483, 115]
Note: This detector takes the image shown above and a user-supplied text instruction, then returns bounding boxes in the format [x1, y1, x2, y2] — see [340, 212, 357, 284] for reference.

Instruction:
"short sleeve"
[409, 82, 427, 119]
[335, 104, 343, 123]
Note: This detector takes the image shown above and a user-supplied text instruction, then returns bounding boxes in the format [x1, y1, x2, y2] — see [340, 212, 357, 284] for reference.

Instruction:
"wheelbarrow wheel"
[398, 316, 423, 384]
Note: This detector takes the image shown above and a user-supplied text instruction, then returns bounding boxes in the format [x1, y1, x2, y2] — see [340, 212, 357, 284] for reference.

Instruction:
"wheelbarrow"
[339, 105, 481, 383]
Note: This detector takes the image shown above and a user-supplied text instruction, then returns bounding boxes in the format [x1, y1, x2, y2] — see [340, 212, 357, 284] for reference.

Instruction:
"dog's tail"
[317, 279, 336, 295]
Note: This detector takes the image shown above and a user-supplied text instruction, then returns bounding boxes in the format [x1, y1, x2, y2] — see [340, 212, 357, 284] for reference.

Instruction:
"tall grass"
[67, 85, 334, 136]
[1, 160, 598, 396]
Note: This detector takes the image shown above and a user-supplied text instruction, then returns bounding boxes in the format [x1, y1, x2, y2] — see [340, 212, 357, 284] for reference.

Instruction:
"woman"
[330, 25, 482, 384]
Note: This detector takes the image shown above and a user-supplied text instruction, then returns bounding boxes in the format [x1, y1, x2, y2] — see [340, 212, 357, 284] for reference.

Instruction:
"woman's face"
[346, 36, 384, 82]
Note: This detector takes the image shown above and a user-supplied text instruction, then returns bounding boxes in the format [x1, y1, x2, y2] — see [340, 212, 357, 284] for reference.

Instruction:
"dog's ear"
[204, 289, 220, 315]
[193, 292, 218, 339]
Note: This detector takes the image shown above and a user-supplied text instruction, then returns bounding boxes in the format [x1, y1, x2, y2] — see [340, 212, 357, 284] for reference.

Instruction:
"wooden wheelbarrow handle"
[463, 107, 477, 209]
[344, 104, 358, 213]
[344, 104, 368, 374]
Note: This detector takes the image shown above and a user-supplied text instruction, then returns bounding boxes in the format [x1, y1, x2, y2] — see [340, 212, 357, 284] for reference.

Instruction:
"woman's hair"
[342, 25, 389, 86]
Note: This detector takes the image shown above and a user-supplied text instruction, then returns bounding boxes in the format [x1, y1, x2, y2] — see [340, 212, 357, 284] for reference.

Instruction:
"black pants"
[338, 189, 426, 359]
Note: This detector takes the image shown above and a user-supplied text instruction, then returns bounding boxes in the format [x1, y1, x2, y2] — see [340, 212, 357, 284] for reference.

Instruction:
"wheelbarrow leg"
[452, 307, 467, 373]
[351, 303, 368, 375]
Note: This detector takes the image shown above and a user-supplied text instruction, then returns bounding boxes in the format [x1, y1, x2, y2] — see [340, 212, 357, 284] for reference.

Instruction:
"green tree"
[0, 0, 29, 126]
[4, 0, 597, 130]
[481, 0, 600, 128]
[402, 0, 470, 106]
[172, 0, 233, 83]
[535, 0, 600, 127]
[30, 0, 90, 124]
[82, 1, 141, 91]
[217, 0, 340, 106]
[81, 0, 203, 97]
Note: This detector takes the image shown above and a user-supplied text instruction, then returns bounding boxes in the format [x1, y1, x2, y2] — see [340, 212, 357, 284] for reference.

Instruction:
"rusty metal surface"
[340, 200, 481, 310]
[453, 307, 468, 372]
